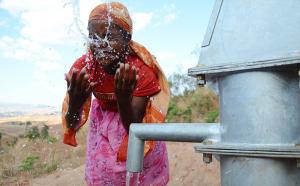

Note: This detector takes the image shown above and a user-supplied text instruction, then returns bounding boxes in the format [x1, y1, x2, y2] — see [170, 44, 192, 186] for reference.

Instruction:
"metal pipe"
[219, 70, 300, 186]
[126, 123, 220, 172]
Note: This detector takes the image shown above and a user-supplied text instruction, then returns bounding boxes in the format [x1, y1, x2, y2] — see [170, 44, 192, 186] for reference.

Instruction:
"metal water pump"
[126, 0, 300, 185]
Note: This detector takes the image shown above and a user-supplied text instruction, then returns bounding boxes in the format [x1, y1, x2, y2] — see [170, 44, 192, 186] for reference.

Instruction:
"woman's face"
[88, 20, 130, 67]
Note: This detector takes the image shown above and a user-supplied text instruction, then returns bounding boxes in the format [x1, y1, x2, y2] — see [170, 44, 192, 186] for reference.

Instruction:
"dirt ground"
[0, 115, 220, 186]
[0, 115, 61, 126]
[31, 142, 220, 186]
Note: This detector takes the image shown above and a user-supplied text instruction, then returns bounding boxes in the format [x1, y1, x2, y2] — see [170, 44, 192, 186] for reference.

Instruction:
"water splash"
[63, 0, 89, 43]
[65, 0, 126, 85]
[126, 171, 140, 186]
[64, 0, 118, 63]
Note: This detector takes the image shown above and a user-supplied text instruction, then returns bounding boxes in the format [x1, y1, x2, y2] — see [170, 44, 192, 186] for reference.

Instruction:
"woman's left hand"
[114, 63, 138, 102]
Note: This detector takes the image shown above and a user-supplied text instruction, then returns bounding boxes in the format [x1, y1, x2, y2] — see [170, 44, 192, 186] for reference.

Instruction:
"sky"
[0, 0, 214, 107]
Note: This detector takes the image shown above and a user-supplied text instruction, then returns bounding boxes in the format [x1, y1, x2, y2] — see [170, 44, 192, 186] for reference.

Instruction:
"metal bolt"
[197, 75, 206, 86]
[296, 159, 300, 168]
[298, 69, 300, 88]
[203, 153, 212, 164]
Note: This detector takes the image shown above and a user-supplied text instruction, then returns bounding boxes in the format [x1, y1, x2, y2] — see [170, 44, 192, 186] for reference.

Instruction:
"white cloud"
[178, 55, 198, 73]
[155, 50, 198, 76]
[0, 0, 156, 105]
[33, 61, 64, 94]
[152, 3, 176, 27]
[0, 0, 102, 46]
[156, 51, 176, 61]
[0, 0, 102, 66]
[164, 13, 176, 23]
[35, 61, 63, 71]
[155, 51, 177, 76]
[0, 0, 34, 15]
[0, 35, 64, 103]
[0, 0, 113, 106]
[131, 12, 153, 32]
[0, 36, 61, 62]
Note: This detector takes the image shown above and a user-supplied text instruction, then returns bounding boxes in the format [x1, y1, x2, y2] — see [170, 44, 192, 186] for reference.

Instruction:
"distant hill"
[0, 103, 59, 118]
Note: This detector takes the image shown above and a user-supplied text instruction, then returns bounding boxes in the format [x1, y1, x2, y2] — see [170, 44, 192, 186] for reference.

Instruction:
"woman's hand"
[114, 63, 137, 103]
[114, 63, 147, 132]
[64, 68, 94, 128]
[65, 68, 93, 110]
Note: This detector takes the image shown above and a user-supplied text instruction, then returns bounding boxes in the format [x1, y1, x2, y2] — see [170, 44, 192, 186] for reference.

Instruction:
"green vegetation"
[41, 125, 49, 139]
[43, 151, 58, 173]
[204, 109, 219, 123]
[18, 154, 58, 174]
[19, 156, 39, 172]
[46, 135, 58, 143]
[167, 73, 219, 123]
[1, 121, 86, 185]
[0, 72, 220, 184]
[25, 126, 40, 140]
[43, 162, 58, 173]
[24, 125, 57, 143]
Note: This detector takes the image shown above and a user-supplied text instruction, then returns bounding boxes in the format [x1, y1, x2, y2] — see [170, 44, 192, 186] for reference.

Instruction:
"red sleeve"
[68, 55, 87, 75]
[132, 60, 161, 97]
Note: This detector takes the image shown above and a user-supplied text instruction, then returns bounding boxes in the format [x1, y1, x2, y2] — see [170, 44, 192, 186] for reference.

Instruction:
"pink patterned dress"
[62, 53, 170, 186]
[85, 99, 169, 186]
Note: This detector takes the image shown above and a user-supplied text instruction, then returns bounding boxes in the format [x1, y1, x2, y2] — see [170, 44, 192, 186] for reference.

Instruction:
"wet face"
[88, 20, 131, 73]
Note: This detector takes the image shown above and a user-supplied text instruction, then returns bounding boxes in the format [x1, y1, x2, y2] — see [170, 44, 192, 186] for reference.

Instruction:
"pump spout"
[126, 123, 220, 172]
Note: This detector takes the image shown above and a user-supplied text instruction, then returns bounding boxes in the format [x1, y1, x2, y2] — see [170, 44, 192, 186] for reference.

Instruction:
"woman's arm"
[118, 96, 148, 132]
[115, 63, 148, 132]
[65, 68, 95, 128]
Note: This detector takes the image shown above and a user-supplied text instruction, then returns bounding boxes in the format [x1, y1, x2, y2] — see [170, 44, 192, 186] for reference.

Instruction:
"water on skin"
[66, 0, 123, 85]
[68, 2, 156, 185]
[68, 0, 154, 90]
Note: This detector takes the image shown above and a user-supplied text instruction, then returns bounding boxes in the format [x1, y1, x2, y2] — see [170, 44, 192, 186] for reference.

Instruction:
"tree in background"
[167, 73, 219, 123]
[168, 73, 197, 96]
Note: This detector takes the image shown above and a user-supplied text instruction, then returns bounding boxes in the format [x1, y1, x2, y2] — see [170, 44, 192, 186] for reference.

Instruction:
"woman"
[62, 2, 170, 186]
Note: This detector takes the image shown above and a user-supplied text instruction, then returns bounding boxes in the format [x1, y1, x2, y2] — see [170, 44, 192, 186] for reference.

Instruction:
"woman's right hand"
[65, 68, 94, 111]
[64, 68, 94, 128]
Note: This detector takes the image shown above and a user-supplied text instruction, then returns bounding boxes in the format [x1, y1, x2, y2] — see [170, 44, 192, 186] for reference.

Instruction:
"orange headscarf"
[62, 1, 170, 161]
[89, 2, 132, 35]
